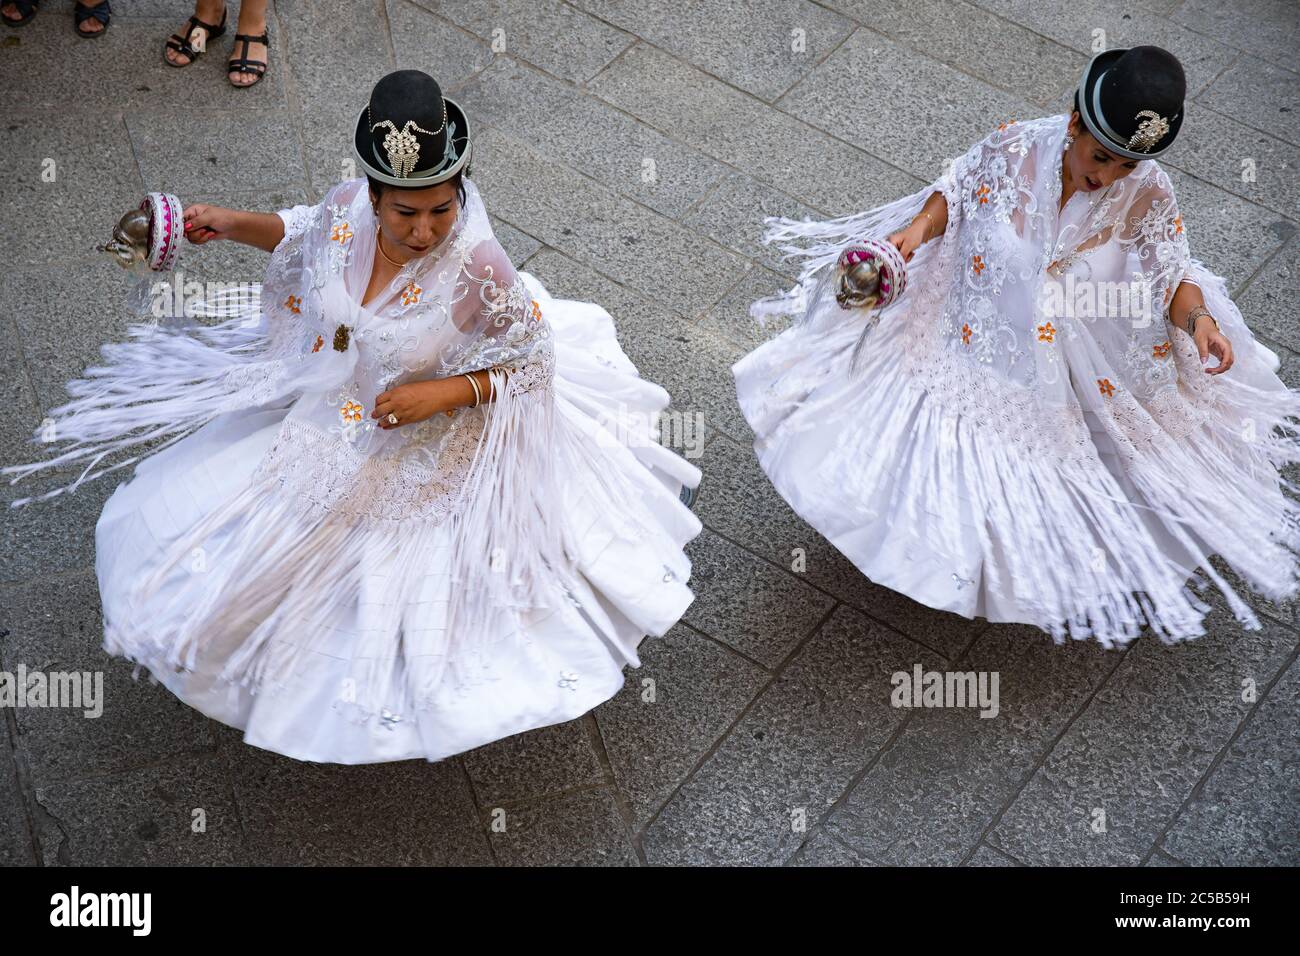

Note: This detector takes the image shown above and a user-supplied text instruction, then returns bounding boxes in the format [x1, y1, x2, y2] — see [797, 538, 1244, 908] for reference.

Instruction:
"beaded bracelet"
[1184, 305, 1220, 337]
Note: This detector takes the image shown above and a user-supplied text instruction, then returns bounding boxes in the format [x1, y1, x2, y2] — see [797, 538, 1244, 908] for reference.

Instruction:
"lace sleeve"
[452, 238, 555, 395]
[1116, 167, 1189, 326]
[273, 202, 320, 255]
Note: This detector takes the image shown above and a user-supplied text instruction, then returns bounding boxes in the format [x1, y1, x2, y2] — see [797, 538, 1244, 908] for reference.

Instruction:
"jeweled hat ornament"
[352, 69, 471, 188]
[834, 238, 908, 320]
[1075, 45, 1185, 160]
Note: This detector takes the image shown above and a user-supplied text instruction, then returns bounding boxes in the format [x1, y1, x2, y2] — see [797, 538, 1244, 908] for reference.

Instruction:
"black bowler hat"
[352, 70, 471, 187]
[1075, 46, 1186, 160]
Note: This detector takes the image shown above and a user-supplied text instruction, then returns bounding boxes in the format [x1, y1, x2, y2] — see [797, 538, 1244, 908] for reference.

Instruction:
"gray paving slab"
[0, 728, 34, 865]
[1236, 239, 1299, 357]
[574, 0, 856, 102]
[463, 718, 606, 808]
[1166, 103, 1300, 222]
[486, 786, 639, 865]
[0, 112, 143, 269]
[642, 604, 945, 865]
[824, 624, 1118, 866]
[789, 829, 878, 866]
[225, 744, 491, 864]
[471, 127, 746, 318]
[387, 0, 496, 88]
[0, 572, 216, 784]
[1161, 652, 1300, 866]
[778, 29, 1039, 184]
[1197, 54, 1300, 148]
[594, 622, 768, 828]
[410, 0, 634, 84]
[31, 752, 248, 866]
[457, 57, 730, 218]
[587, 41, 923, 214]
[989, 606, 1295, 865]
[822, 0, 1088, 107]
[968, 0, 1239, 98]
[683, 528, 837, 668]
[683, 173, 827, 279]
[1170, 0, 1300, 73]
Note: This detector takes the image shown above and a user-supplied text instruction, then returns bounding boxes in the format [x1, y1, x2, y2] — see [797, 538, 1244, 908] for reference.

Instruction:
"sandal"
[164, 6, 227, 67]
[227, 29, 269, 88]
[1, 0, 39, 27]
[73, 0, 110, 38]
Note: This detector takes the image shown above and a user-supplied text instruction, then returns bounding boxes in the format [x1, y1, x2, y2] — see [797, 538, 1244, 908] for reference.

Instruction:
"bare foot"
[2, 2, 33, 24]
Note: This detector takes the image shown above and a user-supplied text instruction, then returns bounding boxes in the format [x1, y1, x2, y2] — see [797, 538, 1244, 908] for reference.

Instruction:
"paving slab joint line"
[581, 711, 646, 865]
[1139, 639, 1300, 866]
[454, 754, 501, 865]
[633, 608, 840, 845]
[956, 635, 1138, 865]
[787, 704, 923, 865]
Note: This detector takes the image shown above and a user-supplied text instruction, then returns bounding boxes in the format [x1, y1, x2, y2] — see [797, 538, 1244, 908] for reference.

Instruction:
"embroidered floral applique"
[400, 280, 422, 306]
[976, 183, 991, 205]
[325, 202, 354, 272]
[311, 334, 324, 353]
[997, 120, 1016, 131]
[1037, 322, 1056, 343]
[339, 399, 364, 424]
[330, 221, 353, 244]
[285, 295, 301, 314]
[1097, 378, 1116, 397]
[972, 254, 986, 275]
[1153, 341, 1171, 359]
[961, 323, 973, 345]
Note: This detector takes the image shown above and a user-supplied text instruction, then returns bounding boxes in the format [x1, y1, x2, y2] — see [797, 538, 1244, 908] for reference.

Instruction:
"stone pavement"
[1, 0, 1296, 866]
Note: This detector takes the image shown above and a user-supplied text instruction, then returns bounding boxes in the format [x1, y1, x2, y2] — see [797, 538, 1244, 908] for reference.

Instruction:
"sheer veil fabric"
[3, 176, 702, 763]
[735, 113, 1300, 648]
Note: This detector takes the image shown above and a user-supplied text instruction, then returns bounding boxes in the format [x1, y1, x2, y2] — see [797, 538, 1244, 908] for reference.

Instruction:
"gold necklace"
[376, 224, 405, 267]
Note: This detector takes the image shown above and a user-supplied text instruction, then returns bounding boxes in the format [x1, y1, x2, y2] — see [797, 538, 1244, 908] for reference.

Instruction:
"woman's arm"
[372, 368, 504, 429]
[1168, 278, 1234, 375]
[182, 204, 286, 253]
[887, 190, 948, 261]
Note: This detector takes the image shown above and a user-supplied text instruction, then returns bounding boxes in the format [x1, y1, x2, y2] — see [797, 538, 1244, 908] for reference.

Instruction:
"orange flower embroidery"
[1172, 216, 1184, 235]
[1153, 341, 1171, 359]
[311, 334, 324, 353]
[972, 254, 986, 275]
[285, 295, 302, 314]
[1037, 322, 1056, 343]
[1097, 378, 1115, 397]
[529, 299, 543, 323]
[976, 184, 991, 205]
[330, 221, 353, 243]
[961, 323, 973, 345]
[400, 280, 422, 306]
[997, 120, 1016, 131]
[339, 399, 364, 423]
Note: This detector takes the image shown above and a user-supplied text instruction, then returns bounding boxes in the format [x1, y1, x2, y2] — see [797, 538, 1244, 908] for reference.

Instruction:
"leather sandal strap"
[75, 0, 110, 27]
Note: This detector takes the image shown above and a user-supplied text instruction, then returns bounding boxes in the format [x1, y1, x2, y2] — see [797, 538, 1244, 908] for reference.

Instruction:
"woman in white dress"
[734, 46, 1300, 648]
[4, 70, 702, 764]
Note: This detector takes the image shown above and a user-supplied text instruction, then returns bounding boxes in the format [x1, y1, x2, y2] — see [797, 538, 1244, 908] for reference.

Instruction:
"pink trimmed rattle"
[834, 238, 908, 314]
[102, 192, 184, 272]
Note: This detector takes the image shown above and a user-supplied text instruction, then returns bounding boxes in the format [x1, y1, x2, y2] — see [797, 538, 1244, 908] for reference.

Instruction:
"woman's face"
[1065, 113, 1140, 192]
[371, 179, 460, 260]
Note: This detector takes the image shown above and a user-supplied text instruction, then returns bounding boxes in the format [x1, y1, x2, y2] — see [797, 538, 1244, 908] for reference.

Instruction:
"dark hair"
[366, 165, 469, 209]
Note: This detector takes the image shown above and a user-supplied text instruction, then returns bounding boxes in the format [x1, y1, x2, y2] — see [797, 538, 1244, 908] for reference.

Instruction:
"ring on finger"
[386, 413, 399, 425]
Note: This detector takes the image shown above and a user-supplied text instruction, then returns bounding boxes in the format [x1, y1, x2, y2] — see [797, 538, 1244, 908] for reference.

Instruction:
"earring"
[1063, 133, 1075, 152]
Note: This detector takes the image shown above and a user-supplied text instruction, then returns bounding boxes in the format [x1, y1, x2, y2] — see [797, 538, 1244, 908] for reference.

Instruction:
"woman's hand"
[1197, 322, 1235, 376]
[182, 204, 240, 244]
[372, 379, 461, 429]
[886, 219, 929, 263]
